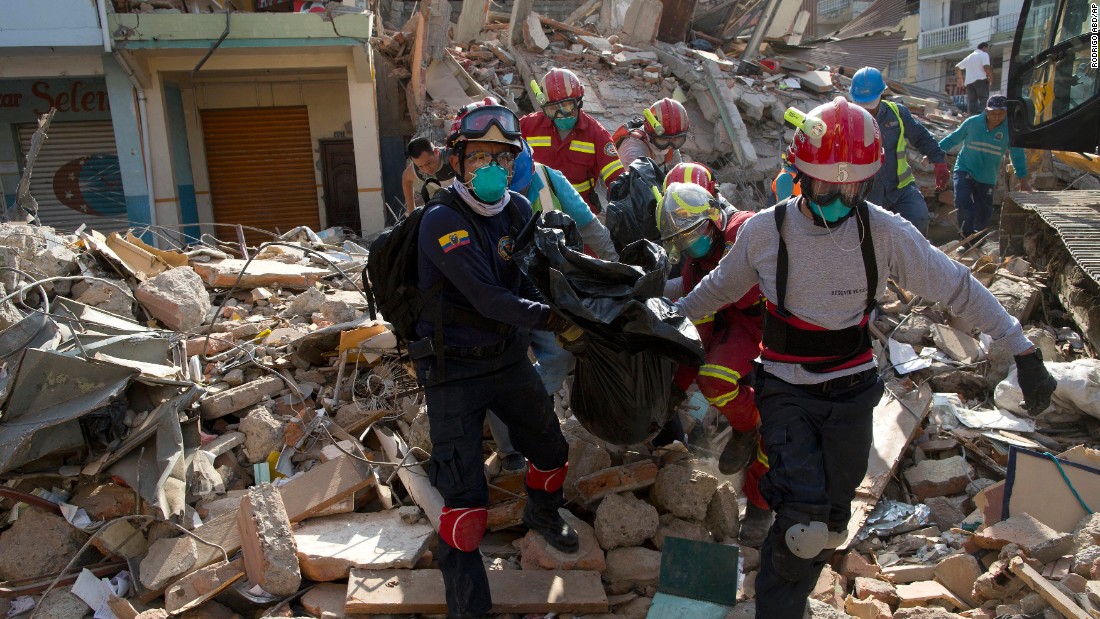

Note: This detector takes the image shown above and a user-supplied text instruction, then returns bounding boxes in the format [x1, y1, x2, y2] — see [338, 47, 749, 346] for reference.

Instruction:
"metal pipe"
[192, 7, 232, 80]
[112, 50, 159, 244]
[96, 0, 113, 52]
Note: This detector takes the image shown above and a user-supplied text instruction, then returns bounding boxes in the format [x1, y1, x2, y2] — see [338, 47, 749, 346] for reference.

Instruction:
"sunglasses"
[542, 98, 580, 119]
[653, 133, 687, 150]
[464, 150, 516, 170]
[456, 106, 522, 140]
[804, 177, 874, 208]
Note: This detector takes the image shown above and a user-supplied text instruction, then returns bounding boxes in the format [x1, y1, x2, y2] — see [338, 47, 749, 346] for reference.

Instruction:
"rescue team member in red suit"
[520, 68, 624, 214]
[674, 97, 1058, 618]
[657, 173, 772, 547]
[415, 101, 583, 618]
[615, 98, 690, 169]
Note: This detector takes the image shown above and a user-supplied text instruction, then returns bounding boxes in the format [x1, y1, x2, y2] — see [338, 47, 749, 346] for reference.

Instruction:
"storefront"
[0, 77, 128, 234]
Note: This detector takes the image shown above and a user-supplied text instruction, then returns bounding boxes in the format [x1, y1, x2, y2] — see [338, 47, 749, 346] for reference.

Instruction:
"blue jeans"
[867, 183, 929, 236]
[953, 170, 994, 236]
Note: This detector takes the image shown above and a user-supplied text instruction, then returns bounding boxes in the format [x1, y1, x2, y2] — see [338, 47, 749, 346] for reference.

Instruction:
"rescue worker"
[772, 153, 801, 203]
[672, 96, 1058, 619]
[415, 101, 582, 618]
[657, 180, 773, 547]
[938, 95, 1031, 237]
[849, 67, 949, 236]
[664, 162, 735, 211]
[401, 137, 456, 214]
[520, 68, 625, 214]
[616, 98, 690, 170]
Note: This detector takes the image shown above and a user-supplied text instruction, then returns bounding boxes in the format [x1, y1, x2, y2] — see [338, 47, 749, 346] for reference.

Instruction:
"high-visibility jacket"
[520, 111, 625, 214]
[873, 100, 945, 192]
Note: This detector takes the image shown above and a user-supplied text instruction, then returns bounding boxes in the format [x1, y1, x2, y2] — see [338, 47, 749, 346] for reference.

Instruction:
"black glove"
[1015, 350, 1057, 415]
[545, 311, 583, 342]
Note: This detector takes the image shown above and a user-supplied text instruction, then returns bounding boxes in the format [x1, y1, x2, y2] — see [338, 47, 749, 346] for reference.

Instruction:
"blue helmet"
[849, 67, 886, 105]
[509, 138, 534, 194]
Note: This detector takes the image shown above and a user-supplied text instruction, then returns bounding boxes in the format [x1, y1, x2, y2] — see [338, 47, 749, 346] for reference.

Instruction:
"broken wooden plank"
[1010, 557, 1091, 619]
[487, 498, 527, 531]
[163, 558, 245, 615]
[345, 569, 609, 614]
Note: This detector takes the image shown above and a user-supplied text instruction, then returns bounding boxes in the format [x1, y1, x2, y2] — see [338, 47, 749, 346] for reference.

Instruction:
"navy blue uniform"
[415, 187, 569, 618]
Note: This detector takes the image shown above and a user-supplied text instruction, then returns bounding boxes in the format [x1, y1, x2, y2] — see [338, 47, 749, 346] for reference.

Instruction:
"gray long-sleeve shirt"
[676, 198, 1033, 385]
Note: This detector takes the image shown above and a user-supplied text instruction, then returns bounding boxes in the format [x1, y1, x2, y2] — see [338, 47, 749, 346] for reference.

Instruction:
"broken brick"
[293, 511, 432, 581]
[854, 576, 898, 606]
[896, 580, 967, 609]
[841, 551, 882, 580]
[811, 565, 847, 609]
[199, 376, 284, 419]
[903, 455, 972, 501]
[974, 513, 1074, 564]
[844, 594, 892, 619]
[238, 483, 301, 596]
[574, 461, 658, 503]
[934, 553, 982, 607]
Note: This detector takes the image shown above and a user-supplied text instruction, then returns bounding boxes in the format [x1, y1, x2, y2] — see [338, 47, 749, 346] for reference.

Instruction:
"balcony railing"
[920, 22, 968, 48]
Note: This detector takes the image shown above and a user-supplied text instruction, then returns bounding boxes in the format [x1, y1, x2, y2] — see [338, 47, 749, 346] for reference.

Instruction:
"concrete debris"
[134, 266, 212, 332]
[238, 483, 301, 596]
[649, 463, 719, 520]
[594, 491, 659, 550]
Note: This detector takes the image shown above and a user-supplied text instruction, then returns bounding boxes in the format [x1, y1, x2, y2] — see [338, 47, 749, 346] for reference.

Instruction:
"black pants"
[966, 79, 989, 115]
[416, 338, 569, 618]
[752, 369, 884, 619]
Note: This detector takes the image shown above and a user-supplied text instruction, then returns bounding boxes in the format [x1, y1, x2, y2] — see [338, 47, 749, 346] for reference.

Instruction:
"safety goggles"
[660, 219, 708, 259]
[463, 150, 516, 170]
[542, 98, 580, 119]
[652, 133, 687, 150]
[456, 106, 523, 141]
[804, 177, 874, 208]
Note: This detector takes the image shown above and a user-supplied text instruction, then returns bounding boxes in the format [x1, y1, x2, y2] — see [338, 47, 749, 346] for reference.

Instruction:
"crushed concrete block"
[239, 405, 287, 464]
[91, 519, 148, 560]
[282, 287, 324, 318]
[812, 565, 847, 609]
[651, 513, 712, 550]
[1074, 512, 1100, 546]
[594, 491, 659, 550]
[934, 553, 982, 607]
[883, 563, 937, 584]
[649, 463, 719, 520]
[238, 483, 301, 596]
[36, 589, 89, 619]
[134, 266, 211, 331]
[926, 496, 968, 530]
[73, 278, 136, 319]
[896, 580, 967, 609]
[841, 551, 881, 580]
[892, 312, 935, 345]
[604, 547, 661, 593]
[844, 594, 892, 619]
[294, 510, 433, 581]
[0, 508, 92, 581]
[140, 535, 199, 591]
[854, 576, 898, 605]
[523, 12, 549, 52]
[705, 481, 740, 543]
[931, 324, 984, 364]
[903, 455, 972, 501]
[974, 513, 1074, 564]
[1073, 544, 1100, 576]
[740, 545, 760, 573]
[988, 278, 1041, 323]
[807, 598, 853, 618]
[1061, 572, 1087, 594]
[320, 299, 357, 324]
[893, 608, 965, 618]
[974, 559, 1025, 602]
[301, 582, 346, 618]
[199, 376, 284, 420]
[563, 421, 612, 500]
[136, 610, 170, 619]
[223, 369, 245, 387]
[517, 509, 605, 572]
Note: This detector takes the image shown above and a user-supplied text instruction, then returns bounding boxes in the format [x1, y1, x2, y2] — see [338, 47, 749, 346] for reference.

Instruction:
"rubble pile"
[0, 211, 1098, 618]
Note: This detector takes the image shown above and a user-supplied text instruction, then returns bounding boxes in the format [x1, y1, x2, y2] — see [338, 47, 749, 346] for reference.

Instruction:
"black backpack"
[364, 189, 530, 346]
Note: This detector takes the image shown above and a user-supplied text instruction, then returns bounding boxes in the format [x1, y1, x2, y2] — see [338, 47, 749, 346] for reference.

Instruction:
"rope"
[1042, 451, 1094, 515]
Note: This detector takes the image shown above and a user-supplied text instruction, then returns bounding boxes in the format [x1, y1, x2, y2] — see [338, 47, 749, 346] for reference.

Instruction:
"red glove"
[934, 163, 950, 190]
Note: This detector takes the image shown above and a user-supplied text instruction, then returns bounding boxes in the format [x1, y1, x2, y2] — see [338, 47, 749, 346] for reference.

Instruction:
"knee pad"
[439, 506, 487, 552]
[526, 462, 568, 493]
[769, 503, 832, 581]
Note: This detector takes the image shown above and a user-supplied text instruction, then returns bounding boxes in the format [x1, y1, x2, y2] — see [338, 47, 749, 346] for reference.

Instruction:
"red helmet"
[664, 162, 715, 195]
[542, 68, 584, 103]
[787, 96, 882, 184]
[646, 98, 689, 138]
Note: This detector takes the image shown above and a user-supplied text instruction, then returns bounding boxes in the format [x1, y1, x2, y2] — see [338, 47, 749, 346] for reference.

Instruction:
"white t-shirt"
[956, 49, 991, 84]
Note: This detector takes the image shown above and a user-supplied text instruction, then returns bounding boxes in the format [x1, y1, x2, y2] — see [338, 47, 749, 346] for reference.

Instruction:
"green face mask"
[810, 196, 852, 223]
[553, 116, 578, 131]
[684, 234, 713, 259]
[470, 164, 509, 202]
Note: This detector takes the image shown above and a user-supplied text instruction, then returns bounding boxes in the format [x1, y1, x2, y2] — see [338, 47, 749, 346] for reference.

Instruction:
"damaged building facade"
[1, 1, 388, 242]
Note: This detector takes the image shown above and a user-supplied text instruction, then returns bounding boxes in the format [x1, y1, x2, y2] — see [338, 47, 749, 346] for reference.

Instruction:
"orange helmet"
[646, 98, 689, 138]
[664, 162, 715, 195]
[542, 68, 584, 103]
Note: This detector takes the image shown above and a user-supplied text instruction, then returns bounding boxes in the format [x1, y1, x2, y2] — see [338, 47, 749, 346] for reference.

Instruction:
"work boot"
[522, 500, 579, 554]
[718, 426, 759, 475]
[739, 503, 773, 548]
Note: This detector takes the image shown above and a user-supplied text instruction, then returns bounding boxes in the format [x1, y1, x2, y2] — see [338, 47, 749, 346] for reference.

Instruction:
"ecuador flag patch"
[438, 229, 471, 253]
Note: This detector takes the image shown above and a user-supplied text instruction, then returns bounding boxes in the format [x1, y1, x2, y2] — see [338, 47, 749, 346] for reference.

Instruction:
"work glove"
[934, 163, 951, 190]
[545, 311, 584, 344]
[1014, 350, 1057, 415]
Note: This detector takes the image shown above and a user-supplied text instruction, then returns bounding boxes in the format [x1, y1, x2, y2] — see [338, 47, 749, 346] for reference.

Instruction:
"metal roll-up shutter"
[17, 121, 128, 235]
[200, 106, 320, 245]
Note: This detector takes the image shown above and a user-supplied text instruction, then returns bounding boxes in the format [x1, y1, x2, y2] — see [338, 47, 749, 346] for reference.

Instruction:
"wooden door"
[320, 139, 361, 232]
